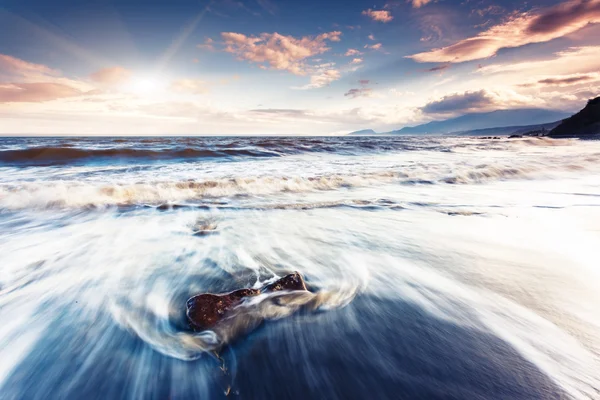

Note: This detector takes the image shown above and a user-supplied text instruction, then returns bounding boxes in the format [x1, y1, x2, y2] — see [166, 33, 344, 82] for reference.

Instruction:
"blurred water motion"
[0, 136, 600, 399]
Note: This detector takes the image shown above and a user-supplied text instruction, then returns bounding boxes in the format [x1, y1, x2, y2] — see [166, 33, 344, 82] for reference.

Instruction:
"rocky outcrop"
[186, 272, 308, 332]
[549, 97, 600, 137]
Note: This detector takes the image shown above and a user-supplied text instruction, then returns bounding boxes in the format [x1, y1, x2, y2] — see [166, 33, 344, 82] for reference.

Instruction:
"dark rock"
[186, 288, 260, 331]
[263, 272, 307, 292]
[186, 272, 308, 332]
[508, 134, 523, 138]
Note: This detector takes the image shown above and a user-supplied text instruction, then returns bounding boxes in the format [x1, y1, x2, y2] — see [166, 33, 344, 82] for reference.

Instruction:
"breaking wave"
[1, 156, 599, 210]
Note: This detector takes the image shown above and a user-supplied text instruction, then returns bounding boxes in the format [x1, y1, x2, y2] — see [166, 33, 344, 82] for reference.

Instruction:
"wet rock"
[186, 272, 308, 332]
[263, 272, 307, 292]
[186, 288, 260, 331]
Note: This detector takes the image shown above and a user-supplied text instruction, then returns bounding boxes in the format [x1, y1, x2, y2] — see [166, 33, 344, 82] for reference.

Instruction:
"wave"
[1, 154, 598, 210]
[0, 136, 582, 166]
[0, 146, 282, 164]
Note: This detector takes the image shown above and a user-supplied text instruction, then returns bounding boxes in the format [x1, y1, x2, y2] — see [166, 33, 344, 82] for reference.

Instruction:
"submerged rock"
[192, 218, 218, 236]
[186, 272, 308, 332]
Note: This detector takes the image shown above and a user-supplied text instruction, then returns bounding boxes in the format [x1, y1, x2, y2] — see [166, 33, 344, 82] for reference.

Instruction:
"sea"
[0, 136, 599, 399]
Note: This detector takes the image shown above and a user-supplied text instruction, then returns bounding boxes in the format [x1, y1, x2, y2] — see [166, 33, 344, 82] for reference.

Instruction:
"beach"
[1, 136, 600, 399]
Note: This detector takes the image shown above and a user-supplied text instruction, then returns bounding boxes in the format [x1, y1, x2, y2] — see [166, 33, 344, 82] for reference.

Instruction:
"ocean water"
[0, 136, 599, 399]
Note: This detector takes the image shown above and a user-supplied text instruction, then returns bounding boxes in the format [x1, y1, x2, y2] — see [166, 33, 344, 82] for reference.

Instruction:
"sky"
[0, 0, 599, 135]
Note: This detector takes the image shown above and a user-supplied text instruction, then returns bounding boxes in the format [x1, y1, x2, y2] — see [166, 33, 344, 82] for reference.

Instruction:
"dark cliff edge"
[549, 97, 600, 138]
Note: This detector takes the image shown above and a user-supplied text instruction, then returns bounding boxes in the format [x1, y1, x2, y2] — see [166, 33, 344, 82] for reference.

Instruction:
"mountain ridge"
[348, 108, 571, 136]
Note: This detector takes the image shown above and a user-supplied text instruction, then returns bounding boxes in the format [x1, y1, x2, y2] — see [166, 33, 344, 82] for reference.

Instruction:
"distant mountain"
[348, 129, 377, 136]
[549, 97, 600, 137]
[387, 109, 571, 135]
[454, 121, 562, 137]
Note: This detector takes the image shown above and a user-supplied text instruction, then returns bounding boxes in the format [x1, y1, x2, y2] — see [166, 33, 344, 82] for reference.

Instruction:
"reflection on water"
[0, 136, 599, 399]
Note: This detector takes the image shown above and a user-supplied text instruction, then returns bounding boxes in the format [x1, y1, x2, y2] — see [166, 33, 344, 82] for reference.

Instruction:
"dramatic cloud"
[420, 89, 536, 115]
[345, 49, 363, 56]
[0, 82, 81, 103]
[170, 79, 210, 94]
[344, 79, 372, 99]
[408, 0, 600, 63]
[221, 31, 342, 75]
[362, 9, 393, 23]
[90, 67, 131, 86]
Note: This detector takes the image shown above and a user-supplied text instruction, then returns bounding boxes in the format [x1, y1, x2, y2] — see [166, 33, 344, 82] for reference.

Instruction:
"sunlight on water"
[0, 136, 599, 399]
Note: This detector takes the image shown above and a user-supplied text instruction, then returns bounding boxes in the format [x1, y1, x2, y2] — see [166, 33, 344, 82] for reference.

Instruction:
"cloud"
[293, 64, 341, 89]
[362, 9, 393, 23]
[368, 34, 376, 41]
[408, 0, 600, 63]
[221, 31, 342, 75]
[197, 38, 215, 51]
[350, 58, 363, 65]
[477, 46, 600, 75]
[420, 89, 536, 115]
[170, 79, 210, 94]
[410, 0, 433, 8]
[0, 54, 57, 79]
[364, 43, 383, 50]
[425, 64, 450, 73]
[345, 49, 363, 56]
[0, 82, 82, 103]
[344, 88, 372, 98]
[90, 67, 131, 86]
[519, 72, 600, 88]
[344, 79, 373, 99]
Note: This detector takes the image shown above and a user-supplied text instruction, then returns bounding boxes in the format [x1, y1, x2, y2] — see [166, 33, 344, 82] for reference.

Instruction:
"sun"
[128, 75, 166, 95]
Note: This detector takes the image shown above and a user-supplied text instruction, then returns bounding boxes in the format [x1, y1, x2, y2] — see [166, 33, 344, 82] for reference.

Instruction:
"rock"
[263, 272, 307, 292]
[192, 217, 218, 236]
[186, 288, 260, 331]
[186, 272, 308, 332]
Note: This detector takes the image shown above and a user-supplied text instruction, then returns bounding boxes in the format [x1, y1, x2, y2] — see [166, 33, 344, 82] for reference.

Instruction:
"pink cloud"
[410, 0, 433, 8]
[408, 0, 600, 63]
[0, 82, 81, 103]
[197, 38, 215, 51]
[364, 43, 383, 50]
[90, 67, 131, 86]
[221, 31, 342, 75]
[362, 9, 393, 23]
[345, 49, 363, 56]
[0, 54, 57, 80]
[368, 34, 376, 41]
[350, 58, 363, 64]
